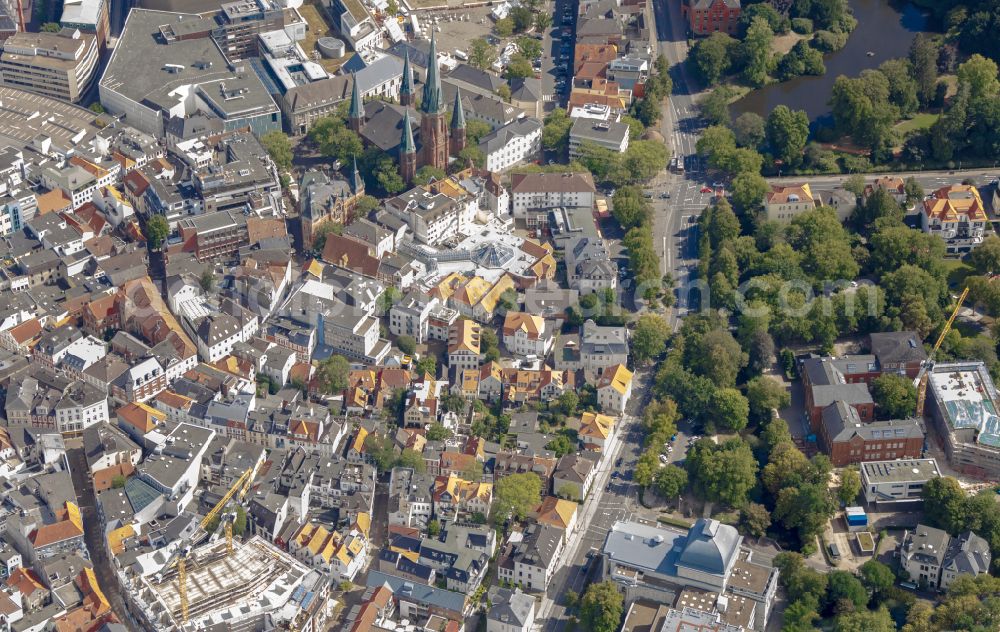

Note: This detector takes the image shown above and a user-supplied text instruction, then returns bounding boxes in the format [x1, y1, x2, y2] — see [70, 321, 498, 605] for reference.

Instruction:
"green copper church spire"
[400, 109, 415, 154]
[420, 33, 443, 115]
[450, 88, 465, 130]
[400, 49, 414, 105]
[347, 73, 365, 121]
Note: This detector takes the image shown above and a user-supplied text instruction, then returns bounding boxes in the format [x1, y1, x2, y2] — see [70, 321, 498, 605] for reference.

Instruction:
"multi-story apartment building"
[596, 363, 633, 414]
[900, 524, 991, 590]
[568, 118, 630, 159]
[921, 184, 988, 254]
[319, 309, 390, 365]
[0, 29, 99, 103]
[497, 523, 564, 591]
[555, 320, 629, 376]
[510, 172, 596, 224]
[763, 183, 816, 222]
[479, 118, 542, 172]
[177, 211, 250, 262]
[390, 292, 439, 344]
[6, 369, 109, 437]
[502, 312, 554, 358]
[115, 356, 167, 403]
[564, 237, 618, 295]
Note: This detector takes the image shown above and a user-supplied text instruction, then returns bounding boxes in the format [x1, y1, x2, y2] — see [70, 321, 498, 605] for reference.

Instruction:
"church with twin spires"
[348, 33, 467, 185]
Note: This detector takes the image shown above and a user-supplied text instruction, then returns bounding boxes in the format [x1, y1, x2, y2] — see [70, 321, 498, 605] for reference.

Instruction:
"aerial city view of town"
[0, 0, 998, 629]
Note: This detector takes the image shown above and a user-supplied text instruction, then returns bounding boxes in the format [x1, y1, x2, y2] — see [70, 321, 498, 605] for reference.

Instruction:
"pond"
[730, 0, 929, 127]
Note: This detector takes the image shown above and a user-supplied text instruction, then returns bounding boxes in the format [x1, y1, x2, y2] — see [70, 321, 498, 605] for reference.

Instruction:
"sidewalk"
[534, 412, 638, 626]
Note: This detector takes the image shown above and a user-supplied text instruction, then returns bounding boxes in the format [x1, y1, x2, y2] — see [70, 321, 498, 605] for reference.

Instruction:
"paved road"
[647, 0, 714, 330]
[770, 169, 1000, 197]
[540, 0, 575, 107]
[534, 368, 659, 631]
[66, 446, 135, 627]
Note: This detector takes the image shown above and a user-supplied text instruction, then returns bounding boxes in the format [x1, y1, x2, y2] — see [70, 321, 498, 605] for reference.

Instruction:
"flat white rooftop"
[930, 362, 1000, 448]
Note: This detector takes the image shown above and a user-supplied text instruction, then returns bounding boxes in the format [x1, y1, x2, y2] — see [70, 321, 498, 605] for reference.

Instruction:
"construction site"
[131, 535, 324, 631]
[927, 361, 1000, 479]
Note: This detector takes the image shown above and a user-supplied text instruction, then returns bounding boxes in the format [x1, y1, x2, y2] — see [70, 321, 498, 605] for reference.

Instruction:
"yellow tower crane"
[915, 286, 971, 417]
[164, 462, 260, 624]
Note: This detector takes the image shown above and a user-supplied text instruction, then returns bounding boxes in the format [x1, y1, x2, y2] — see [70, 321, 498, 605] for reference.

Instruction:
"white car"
[659, 454, 668, 463]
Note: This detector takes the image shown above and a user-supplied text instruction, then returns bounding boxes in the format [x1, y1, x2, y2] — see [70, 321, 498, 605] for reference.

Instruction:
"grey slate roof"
[359, 101, 422, 153]
[366, 569, 466, 614]
[869, 331, 928, 368]
[821, 402, 922, 442]
[903, 524, 950, 565]
[944, 531, 991, 575]
[478, 117, 542, 155]
[446, 64, 506, 93]
[488, 587, 535, 627]
[581, 319, 627, 355]
[355, 55, 404, 95]
[195, 312, 242, 346]
[811, 384, 873, 409]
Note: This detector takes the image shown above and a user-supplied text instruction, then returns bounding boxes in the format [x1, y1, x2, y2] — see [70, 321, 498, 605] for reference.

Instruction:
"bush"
[811, 30, 849, 53]
[396, 335, 416, 355]
[658, 515, 694, 529]
[791, 18, 813, 34]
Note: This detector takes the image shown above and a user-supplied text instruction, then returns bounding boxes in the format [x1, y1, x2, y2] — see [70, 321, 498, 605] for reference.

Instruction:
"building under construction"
[927, 361, 1000, 479]
[130, 536, 331, 631]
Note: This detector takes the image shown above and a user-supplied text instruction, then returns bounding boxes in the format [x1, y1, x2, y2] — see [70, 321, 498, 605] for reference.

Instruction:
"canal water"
[730, 0, 929, 126]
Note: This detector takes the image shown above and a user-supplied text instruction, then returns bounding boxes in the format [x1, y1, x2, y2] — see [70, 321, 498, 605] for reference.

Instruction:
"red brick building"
[819, 402, 924, 466]
[868, 331, 928, 379]
[683, 0, 742, 36]
[801, 356, 876, 429]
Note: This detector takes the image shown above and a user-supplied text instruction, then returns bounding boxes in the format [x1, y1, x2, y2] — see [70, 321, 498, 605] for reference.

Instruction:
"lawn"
[299, 1, 350, 73]
[856, 531, 875, 554]
[771, 32, 807, 55]
[895, 113, 940, 135]
[942, 258, 974, 288]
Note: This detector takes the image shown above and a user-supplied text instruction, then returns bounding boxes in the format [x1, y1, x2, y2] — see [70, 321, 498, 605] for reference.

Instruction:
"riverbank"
[730, 0, 930, 123]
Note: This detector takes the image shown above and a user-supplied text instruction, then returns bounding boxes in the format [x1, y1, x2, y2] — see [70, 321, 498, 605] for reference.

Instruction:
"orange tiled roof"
[502, 312, 545, 339]
[7, 567, 46, 597]
[154, 390, 193, 411]
[535, 496, 578, 529]
[93, 462, 134, 491]
[117, 402, 165, 433]
[7, 318, 41, 345]
[30, 518, 83, 548]
[923, 184, 987, 222]
[36, 189, 72, 214]
[766, 183, 814, 204]
[246, 217, 288, 245]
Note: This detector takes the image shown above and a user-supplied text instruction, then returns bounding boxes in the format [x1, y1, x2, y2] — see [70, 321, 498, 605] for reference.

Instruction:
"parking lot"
[419, 6, 496, 57]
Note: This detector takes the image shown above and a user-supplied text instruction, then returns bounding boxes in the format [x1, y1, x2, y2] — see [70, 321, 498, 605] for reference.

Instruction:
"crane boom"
[916, 287, 972, 417]
[157, 462, 260, 625]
